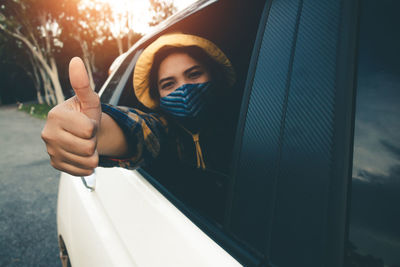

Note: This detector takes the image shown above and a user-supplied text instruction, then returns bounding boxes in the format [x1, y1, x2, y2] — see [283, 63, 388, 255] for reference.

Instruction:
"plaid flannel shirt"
[99, 103, 168, 169]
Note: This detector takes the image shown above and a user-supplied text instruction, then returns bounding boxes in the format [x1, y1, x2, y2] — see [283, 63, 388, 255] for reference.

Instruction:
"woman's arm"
[97, 103, 168, 169]
[42, 57, 167, 176]
[97, 112, 129, 157]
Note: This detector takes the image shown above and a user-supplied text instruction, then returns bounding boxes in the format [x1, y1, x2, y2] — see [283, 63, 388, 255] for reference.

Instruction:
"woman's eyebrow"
[184, 65, 201, 75]
[158, 76, 174, 85]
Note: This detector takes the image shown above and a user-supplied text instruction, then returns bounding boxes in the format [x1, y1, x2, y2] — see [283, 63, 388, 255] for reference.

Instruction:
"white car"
[57, 0, 400, 266]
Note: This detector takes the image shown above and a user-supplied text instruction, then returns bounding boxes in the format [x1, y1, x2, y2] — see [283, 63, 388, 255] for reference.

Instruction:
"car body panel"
[57, 173, 136, 267]
[57, 168, 241, 266]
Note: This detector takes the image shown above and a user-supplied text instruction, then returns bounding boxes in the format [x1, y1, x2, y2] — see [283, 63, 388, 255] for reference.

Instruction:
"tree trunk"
[81, 41, 95, 90]
[127, 30, 133, 48]
[0, 25, 65, 104]
[30, 56, 45, 105]
[39, 67, 55, 106]
[90, 52, 97, 74]
[36, 91, 44, 104]
[49, 57, 64, 104]
[83, 55, 95, 90]
[116, 37, 124, 55]
[75, 36, 96, 91]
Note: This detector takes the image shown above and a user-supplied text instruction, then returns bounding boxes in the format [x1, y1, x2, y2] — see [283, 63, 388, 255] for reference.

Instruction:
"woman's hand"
[41, 57, 101, 176]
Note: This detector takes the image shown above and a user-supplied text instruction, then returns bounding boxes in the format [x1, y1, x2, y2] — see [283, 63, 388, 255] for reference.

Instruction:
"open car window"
[111, 1, 267, 265]
[113, 0, 265, 225]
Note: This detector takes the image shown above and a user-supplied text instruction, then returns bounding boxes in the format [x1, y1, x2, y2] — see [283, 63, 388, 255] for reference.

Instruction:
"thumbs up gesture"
[41, 57, 101, 176]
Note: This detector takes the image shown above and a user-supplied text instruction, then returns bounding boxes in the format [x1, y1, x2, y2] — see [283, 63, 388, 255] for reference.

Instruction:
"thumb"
[69, 57, 100, 121]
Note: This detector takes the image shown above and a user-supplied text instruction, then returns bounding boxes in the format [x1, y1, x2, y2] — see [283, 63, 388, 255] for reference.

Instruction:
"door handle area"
[81, 170, 96, 191]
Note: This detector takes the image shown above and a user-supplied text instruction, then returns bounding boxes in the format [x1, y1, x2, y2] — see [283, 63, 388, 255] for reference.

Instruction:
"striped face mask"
[159, 82, 212, 119]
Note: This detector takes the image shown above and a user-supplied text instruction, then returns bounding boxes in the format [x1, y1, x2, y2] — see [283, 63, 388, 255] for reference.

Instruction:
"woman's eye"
[161, 82, 174, 89]
[188, 71, 202, 79]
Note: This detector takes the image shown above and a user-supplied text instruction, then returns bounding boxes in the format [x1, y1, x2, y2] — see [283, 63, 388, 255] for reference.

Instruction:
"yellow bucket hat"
[133, 33, 236, 109]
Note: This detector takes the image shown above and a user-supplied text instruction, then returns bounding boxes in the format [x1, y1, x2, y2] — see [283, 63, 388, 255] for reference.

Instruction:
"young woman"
[42, 33, 238, 221]
[102, 33, 237, 172]
[42, 33, 236, 173]
[42, 34, 237, 222]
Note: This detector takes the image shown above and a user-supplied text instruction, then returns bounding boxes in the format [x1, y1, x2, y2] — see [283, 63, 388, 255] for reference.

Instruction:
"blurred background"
[0, 0, 195, 107]
[0, 1, 195, 266]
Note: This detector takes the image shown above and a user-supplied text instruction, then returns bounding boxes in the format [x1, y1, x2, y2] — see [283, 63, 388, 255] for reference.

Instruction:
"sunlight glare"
[79, 0, 196, 36]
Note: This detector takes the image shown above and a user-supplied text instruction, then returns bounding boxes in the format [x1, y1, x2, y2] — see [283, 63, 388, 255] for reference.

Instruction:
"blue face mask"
[159, 82, 212, 119]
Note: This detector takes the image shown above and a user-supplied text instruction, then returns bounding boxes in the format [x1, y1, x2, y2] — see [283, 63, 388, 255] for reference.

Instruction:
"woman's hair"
[148, 45, 226, 100]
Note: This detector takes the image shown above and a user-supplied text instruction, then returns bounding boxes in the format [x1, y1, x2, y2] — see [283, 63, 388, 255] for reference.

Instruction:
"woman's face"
[157, 52, 211, 98]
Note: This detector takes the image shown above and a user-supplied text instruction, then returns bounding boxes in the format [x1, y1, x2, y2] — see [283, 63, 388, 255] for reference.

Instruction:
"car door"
[62, 0, 360, 266]
[62, 0, 260, 266]
[225, 0, 359, 266]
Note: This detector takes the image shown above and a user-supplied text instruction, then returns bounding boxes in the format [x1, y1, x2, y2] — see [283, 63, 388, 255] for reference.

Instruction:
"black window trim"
[224, 0, 273, 234]
[326, 0, 360, 266]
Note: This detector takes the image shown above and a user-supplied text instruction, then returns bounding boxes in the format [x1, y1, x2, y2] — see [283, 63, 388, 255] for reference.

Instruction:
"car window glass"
[345, 0, 400, 266]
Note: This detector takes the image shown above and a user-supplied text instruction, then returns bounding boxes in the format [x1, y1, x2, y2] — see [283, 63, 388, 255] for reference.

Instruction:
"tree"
[100, 1, 142, 55]
[0, 0, 65, 104]
[0, 32, 39, 104]
[0, 0, 179, 105]
[59, 0, 116, 90]
[0, 36, 46, 104]
[149, 0, 177, 27]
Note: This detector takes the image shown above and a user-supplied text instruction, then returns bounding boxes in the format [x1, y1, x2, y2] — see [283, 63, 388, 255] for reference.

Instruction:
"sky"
[349, 0, 400, 265]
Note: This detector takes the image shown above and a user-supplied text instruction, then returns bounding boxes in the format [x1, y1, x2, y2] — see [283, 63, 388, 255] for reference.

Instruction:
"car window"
[99, 50, 139, 104]
[111, 1, 267, 265]
[137, 0, 265, 228]
[344, 0, 400, 266]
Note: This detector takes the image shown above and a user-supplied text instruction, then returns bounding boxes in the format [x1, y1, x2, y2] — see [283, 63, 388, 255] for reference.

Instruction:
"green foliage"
[18, 103, 53, 120]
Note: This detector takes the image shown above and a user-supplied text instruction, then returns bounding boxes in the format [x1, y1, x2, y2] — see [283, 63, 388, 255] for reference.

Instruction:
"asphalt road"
[0, 105, 61, 267]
